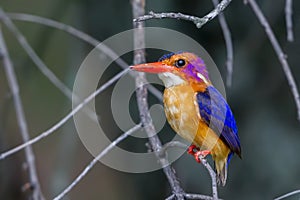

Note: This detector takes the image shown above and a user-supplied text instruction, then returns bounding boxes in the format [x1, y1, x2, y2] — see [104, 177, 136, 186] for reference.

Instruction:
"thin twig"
[53, 123, 142, 200]
[274, 189, 300, 200]
[212, 0, 234, 87]
[133, 0, 232, 28]
[285, 0, 294, 42]
[7, 12, 163, 101]
[0, 68, 130, 160]
[0, 25, 45, 200]
[7, 12, 127, 69]
[167, 192, 218, 200]
[247, 0, 300, 121]
[185, 193, 220, 200]
[165, 194, 175, 200]
[131, 0, 185, 199]
[198, 157, 218, 199]
[135, 11, 205, 27]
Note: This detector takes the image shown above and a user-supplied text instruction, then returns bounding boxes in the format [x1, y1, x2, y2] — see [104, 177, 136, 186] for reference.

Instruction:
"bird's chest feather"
[163, 85, 200, 142]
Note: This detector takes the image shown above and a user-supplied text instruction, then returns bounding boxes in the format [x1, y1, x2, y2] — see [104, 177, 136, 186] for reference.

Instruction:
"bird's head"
[130, 52, 211, 90]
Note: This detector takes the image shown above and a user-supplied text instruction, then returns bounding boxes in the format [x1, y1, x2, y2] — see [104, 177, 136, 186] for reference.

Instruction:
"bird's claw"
[187, 145, 210, 163]
[187, 145, 200, 155]
[193, 150, 210, 163]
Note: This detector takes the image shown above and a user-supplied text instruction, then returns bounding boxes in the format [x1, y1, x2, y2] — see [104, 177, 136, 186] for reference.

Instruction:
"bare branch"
[7, 12, 163, 101]
[7, 12, 128, 70]
[274, 189, 300, 200]
[197, 157, 218, 199]
[165, 194, 175, 200]
[248, 0, 300, 121]
[185, 193, 220, 200]
[5, 13, 118, 69]
[53, 123, 142, 200]
[167, 192, 219, 200]
[285, 0, 294, 42]
[135, 11, 204, 26]
[0, 68, 130, 160]
[0, 24, 44, 200]
[131, 0, 185, 199]
[133, 0, 232, 28]
[212, 0, 234, 87]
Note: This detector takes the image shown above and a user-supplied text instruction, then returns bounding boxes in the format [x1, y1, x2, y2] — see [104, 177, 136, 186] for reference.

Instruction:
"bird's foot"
[193, 150, 210, 163]
[187, 145, 210, 163]
[187, 145, 200, 155]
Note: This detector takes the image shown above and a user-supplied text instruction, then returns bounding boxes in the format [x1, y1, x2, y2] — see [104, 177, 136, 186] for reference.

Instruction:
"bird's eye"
[175, 59, 186, 68]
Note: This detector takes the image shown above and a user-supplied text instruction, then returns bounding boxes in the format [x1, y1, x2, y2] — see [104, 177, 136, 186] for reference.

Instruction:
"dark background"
[0, 0, 300, 199]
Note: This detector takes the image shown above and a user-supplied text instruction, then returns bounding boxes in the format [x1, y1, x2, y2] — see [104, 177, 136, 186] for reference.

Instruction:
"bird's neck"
[158, 72, 186, 88]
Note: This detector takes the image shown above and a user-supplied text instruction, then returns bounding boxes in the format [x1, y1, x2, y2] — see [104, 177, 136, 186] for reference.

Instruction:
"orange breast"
[163, 85, 230, 159]
[163, 85, 200, 142]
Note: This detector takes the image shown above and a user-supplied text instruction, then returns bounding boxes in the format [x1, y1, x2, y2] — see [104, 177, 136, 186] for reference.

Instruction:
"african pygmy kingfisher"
[131, 52, 241, 186]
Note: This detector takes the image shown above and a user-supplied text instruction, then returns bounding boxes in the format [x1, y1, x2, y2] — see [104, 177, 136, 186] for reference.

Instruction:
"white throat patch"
[158, 72, 185, 88]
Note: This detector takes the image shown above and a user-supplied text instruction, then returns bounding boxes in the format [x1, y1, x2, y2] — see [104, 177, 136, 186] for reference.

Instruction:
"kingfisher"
[131, 52, 241, 186]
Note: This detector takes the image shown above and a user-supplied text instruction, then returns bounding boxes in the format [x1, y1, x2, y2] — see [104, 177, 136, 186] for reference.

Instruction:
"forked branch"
[247, 0, 300, 121]
[133, 0, 232, 28]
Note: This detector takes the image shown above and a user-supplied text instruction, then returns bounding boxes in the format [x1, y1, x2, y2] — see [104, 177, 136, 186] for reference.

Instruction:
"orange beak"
[130, 62, 173, 74]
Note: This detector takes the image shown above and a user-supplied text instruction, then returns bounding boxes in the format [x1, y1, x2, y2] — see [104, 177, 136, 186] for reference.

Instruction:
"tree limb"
[212, 0, 234, 87]
[131, 0, 185, 199]
[285, 0, 294, 42]
[274, 189, 300, 200]
[0, 24, 45, 200]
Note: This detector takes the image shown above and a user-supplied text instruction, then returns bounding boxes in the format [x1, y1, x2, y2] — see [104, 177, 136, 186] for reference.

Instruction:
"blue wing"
[196, 86, 241, 157]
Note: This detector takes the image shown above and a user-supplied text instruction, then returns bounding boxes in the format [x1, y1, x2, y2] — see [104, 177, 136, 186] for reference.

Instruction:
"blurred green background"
[1, 0, 300, 199]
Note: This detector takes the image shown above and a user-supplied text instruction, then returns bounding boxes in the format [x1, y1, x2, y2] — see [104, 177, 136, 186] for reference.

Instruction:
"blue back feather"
[196, 86, 241, 159]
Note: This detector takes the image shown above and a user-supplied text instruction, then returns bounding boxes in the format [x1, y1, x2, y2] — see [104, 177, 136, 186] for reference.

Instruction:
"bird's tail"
[215, 158, 227, 186]
[214, 152, 232, 186]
